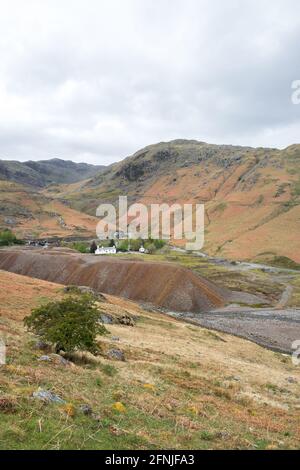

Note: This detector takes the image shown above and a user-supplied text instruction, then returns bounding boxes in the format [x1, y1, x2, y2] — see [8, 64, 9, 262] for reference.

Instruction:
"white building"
[95, 245, 117, 255]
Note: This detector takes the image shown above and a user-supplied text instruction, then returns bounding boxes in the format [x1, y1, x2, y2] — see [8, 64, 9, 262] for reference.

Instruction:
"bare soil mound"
[0, 248, 227, 312]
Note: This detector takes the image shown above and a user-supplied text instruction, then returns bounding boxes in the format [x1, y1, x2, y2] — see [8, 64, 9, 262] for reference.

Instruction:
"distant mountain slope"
[52, 140, 300, 262]
[0, 179, 99, 239]
[0, 158, 105, 187]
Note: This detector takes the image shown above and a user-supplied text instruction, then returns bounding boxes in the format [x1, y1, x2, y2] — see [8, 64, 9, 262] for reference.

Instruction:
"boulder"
[32, 388, 65, 404]
[79, 404, 93, 416]
[107, 349, 125, 362]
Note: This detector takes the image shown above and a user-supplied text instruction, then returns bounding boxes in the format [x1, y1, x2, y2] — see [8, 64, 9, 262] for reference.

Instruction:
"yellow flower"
[143, 383, 156, 392]
[187, 406, 199, 416]
[62, 403, 76, 417]
[112, 402, 126, 413]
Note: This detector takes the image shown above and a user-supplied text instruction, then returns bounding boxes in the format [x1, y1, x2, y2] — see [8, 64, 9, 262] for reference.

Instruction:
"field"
[0, 269, 300, 450]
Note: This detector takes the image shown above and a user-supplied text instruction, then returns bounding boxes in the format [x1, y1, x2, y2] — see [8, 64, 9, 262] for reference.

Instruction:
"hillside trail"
[276, 284, 293, 309]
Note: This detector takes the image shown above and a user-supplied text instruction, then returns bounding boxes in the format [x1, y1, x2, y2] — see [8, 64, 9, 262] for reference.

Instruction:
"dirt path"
[276, 284, 293, 309]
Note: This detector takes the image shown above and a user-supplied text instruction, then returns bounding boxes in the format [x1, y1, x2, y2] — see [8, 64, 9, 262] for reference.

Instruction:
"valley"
[1, 139, 300, 264]
[1, 140, 300, 450]
[0, 245, 300, 354]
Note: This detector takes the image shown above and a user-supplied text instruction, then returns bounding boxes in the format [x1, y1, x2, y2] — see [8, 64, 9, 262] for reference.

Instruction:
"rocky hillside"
[1, 140, 300, 260]
[47, 140, 300, 263]
[0, 158, 105, 187]
[0, 180, 99, 239]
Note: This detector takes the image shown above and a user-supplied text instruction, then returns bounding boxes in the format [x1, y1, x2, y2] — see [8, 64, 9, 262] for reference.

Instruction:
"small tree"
[0, 229, 17, 246]
[24, 295, 107, 355]
[90, 240, 97, 253]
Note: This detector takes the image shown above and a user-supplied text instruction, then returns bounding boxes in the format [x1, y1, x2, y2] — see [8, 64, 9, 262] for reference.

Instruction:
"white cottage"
[95, 245, 117, 255]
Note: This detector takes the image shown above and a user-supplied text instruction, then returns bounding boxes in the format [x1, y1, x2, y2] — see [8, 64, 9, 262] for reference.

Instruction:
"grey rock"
[32, 388, 65, 404]
[111, 336, 120, 342]
[4, 217, 16, 225]
[215, 431, 231, 440]
[38, 355, 51, 362]
[80, 404, 93, 415]
[49, 354, 73, 367]
[107, 348, 125, 362]
[117, 314, 135, 327]
[64, 285, 105, 300]
[286, 377, 297, 384]
[100, 314, 114, 324]
[33, 341, 51, 352]
[232, 376, 241, 382]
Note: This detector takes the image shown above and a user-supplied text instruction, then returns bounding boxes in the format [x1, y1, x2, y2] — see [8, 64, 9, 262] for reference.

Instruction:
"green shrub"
[153, 239, 166, 249]
[129, 238, 143, 251]
[24, 295, 107, 354]
[0, 229, 17, 246]
[70, 242, 89, 253]
[144, 242, 156, 254]
[292, 181, 300, 196]
[117, 240, 129, 252]
[116, 238, 165, 253]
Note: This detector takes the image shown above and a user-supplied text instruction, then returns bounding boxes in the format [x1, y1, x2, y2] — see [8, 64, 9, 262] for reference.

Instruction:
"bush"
[144, 242, 156, 254]
[0, 229, 17, 246]
[129, 238, 142, 251]
[70, 242, 89, 253]
[116, 238, 165, 253]
[117, 240, 129, 252]
[89, 241, 97, 253]
[153, 239, 166, 250]
[24, 295, 107, 354]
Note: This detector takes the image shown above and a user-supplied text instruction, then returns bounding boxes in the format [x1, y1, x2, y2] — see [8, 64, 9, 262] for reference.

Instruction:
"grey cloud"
[0, 0, 300, 164]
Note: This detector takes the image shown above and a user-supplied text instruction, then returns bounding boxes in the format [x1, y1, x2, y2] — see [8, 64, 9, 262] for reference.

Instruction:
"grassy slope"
[2, 141, 300, 261]
[51, 141, 300, 262]
[0, 180, 99, 239]
[0, 270, 300, 450]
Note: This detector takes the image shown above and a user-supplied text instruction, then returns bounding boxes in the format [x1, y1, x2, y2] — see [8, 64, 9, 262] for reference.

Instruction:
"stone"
[79, 404, 93, 416]
[38, 355, 51, 362]
[111, 336, 120, 342]
[4, 217, 16, 225]
[33, 341, 51, 352]
[100, 314, 114, 324]
[32, 388, 65, 404]
[117, 314, 135, 327]
[49, 354, 73, 367]
[107, 349, 125, 362]
[215, 431, 231, 440]
[64, 285, 105, 300]
[286, 377, 297, 384]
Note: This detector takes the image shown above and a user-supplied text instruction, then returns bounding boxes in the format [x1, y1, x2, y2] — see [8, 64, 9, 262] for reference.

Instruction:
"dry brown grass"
[0, 270, 300, 449]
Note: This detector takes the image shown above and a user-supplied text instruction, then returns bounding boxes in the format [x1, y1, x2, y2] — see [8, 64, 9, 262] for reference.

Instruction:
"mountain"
[0, 158, 105, 187]
[49, 140, 300, 262]
[0, 158, 104, 238]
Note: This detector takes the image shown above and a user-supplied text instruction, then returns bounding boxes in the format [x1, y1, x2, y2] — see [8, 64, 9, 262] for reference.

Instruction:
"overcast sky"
[0, 0, 300, 164]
